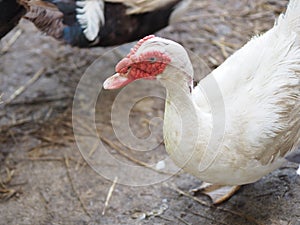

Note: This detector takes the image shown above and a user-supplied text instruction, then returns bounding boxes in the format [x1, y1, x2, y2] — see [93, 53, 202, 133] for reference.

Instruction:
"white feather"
[136, 1, 300, 185]
[76, 0, 105, 41]
[103, 0, 300, 185]
[276, 0, 300, 35]
[169, 0, 191, 24]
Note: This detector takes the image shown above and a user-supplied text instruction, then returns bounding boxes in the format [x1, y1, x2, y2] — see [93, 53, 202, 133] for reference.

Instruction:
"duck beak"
[103, 73, 133, 89]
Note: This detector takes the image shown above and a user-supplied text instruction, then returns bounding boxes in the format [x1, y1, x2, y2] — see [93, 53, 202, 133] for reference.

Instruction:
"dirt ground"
[0, 0, 299, 224]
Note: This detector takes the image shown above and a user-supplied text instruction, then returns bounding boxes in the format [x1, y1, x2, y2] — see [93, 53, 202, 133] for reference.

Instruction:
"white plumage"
[163, 0, 300, 185]
[76, 0, 104, 41]
[104, 0, 300, 186]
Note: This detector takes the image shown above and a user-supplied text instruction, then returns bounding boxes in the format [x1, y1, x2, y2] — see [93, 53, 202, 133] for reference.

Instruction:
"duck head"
[103, 35, 193, 90]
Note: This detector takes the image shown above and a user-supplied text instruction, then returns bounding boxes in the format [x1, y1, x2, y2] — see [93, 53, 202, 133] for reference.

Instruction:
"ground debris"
[130, 202, 169, 220]
[0, 167, 19, 201]
[0, 185, 18, 201]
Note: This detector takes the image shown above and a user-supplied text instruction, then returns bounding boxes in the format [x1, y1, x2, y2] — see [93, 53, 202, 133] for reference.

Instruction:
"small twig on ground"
[102, 176, 118, 216]
[37, 136, 69, 147]
[64, 156, 91, 217]
[6, 96, 72, 106]
[157, 215, 178, 223]
[26, 157, 65, 162]
[175, 216, 193, 225]
[171, 186, 211, 207]
[0, 168, 18, 201]
[28, 143, 58, 153]
[211, 40, 230, 58]
[0, 117, 33, 133]
[88, 141, 99, 157]
[4, 67, 46, 105]
[17, 155, 87, 168]
[208, 56, 221, 67]
[0, 186, 17, 201]
[1, 29, 22, 54]
[72, 116, 95, 136]
[39, 191, 50, 212]
[0, 167, 15, 187]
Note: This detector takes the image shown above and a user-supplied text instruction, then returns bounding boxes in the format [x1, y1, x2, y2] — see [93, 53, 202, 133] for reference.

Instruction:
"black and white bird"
[1, 0, 190, 47]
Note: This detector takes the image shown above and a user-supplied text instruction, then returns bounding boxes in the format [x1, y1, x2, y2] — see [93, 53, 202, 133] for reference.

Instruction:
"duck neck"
[158, 69, 201, 168]
[158, 67, 193, 98]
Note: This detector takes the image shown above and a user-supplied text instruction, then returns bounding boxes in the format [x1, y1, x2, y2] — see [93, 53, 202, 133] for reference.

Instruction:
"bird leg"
[190, 182, 241, 204]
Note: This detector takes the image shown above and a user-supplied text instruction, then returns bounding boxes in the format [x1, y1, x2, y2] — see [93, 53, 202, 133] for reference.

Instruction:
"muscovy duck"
[2, 0, 190, 47]
[103, 0, 300, 203]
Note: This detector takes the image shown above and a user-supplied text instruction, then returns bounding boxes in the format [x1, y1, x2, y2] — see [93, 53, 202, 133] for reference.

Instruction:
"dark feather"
[1, 0, 185, 47]
[44, 0, 76, 25]
[0, 0, 26, 39]
[24, 1, 64, 39]
[95, 1, 182, 47]
[52, 0, 183, 47]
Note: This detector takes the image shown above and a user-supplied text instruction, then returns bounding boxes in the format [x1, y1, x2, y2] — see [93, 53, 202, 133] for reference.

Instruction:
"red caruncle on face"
[115, 50, 171, 80]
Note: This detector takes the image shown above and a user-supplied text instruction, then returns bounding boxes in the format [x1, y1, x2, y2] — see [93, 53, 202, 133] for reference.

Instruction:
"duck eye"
[148, 57, 157, 63]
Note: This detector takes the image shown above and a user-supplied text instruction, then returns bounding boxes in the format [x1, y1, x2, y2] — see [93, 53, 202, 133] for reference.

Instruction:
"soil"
[0, 0, 299, 225]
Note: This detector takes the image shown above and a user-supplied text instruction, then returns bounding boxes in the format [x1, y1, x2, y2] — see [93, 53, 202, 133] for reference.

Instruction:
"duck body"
[1, 0, 189, 47]
[179, 6, 300, 184]
[104, 0, 300, 186]
[162, 1, 300, 184]
[158, 26, 300, 184]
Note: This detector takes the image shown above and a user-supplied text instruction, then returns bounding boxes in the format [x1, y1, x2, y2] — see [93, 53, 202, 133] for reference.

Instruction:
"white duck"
[103, 0, 300, 203]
